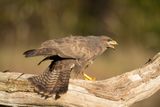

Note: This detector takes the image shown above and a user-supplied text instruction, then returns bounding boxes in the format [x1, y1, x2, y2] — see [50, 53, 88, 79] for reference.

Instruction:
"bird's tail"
[23, 49, 37, 57]
[23, 48, 54, 57]
[28, 60, 72, 99]
[28, 68, 61, 94]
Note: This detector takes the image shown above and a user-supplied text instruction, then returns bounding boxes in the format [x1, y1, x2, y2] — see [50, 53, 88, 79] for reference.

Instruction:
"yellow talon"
[83, 73, 96, 81]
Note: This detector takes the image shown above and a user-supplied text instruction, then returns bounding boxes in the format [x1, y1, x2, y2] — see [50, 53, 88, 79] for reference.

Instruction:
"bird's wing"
[24, 36, 103, 61]
[28, 59, 75, 99]
[41, 36, 95, 59]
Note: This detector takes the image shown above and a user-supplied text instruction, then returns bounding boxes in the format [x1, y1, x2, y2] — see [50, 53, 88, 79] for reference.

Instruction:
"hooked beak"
[108, 40, 118, 49]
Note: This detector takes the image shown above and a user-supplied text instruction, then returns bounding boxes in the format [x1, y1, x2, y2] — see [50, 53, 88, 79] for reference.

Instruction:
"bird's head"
[100, 36, 118, 49]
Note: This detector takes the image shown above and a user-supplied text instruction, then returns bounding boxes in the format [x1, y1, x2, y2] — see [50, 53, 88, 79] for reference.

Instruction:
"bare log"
[0, 52, 160, 107]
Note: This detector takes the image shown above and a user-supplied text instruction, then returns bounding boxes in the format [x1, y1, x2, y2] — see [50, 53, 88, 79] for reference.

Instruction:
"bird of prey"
[23, 35, 118, 99]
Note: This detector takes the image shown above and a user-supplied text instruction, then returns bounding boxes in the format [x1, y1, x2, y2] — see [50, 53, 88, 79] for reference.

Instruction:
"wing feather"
[28, 59, 75, 99]
[40, 36, 96, 59]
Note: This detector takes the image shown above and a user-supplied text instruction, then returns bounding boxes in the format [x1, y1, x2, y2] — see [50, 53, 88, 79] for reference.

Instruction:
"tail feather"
[23, 48, 55, 57]
[23, 49, 37, 57]
[28, 75, 52, 93]
[28, 59, 75, 99]
[28, 69, 70, 95]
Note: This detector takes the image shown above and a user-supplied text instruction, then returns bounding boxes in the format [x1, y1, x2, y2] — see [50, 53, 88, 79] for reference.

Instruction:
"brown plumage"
[28, 58, 75, 99]
[24, 35, 118, 99]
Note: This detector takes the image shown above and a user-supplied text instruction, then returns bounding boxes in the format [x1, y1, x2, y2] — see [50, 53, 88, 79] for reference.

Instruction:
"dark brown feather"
[23, 48, 57, 57]
[28, 59, 75, 99]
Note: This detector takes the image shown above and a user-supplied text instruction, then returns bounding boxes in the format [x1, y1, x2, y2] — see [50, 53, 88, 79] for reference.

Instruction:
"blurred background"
[0, 0, 159, 106]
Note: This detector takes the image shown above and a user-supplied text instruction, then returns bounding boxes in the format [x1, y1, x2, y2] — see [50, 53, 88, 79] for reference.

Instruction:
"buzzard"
[23, 35, 118, 99]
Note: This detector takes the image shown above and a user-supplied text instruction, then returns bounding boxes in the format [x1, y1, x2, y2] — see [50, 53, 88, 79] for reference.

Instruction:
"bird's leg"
[83, 61, 96, 80]
[75, 59, 96, 80]
[83, 72, 96, 81]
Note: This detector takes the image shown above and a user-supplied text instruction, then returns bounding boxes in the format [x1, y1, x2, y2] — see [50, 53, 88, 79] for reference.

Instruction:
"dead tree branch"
[0, 52, 160, 107]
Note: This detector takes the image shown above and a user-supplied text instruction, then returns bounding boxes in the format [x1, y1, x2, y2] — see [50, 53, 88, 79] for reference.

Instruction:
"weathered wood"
[0, 52, 160, 107]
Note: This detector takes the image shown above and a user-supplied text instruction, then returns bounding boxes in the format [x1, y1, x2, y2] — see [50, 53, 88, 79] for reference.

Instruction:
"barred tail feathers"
[53, 69, 71, 94]
[28, 59, 74, 99]
[28, 68, 71, 99]
[28, 68, 60, 94]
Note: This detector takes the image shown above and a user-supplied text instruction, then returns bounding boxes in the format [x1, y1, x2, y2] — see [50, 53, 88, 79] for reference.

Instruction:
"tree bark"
[0, 52, 160, 107]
